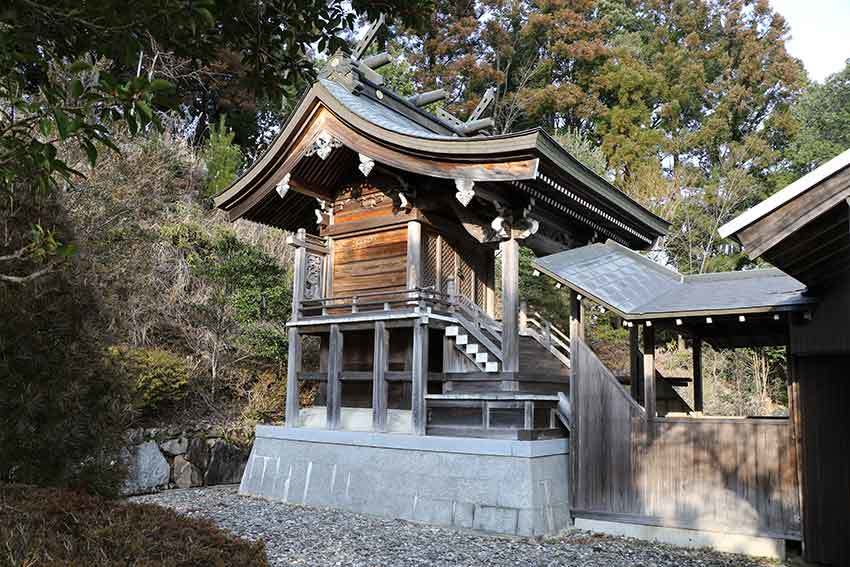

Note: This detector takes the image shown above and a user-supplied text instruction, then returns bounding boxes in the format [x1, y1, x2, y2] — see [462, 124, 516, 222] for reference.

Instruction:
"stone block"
[123, 441, 169, 495]
[473, 505, 519, 534]
[452, 501, 475, 529]
[413, 497, 454, 525]
[186, 437, 210, 469]
[204, 439, 248, 485]
[173, 455, 202, 488]
[160, 436, 189, 456]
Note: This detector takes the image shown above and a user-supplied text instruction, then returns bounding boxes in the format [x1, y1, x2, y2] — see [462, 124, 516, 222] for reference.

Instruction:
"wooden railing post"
[643, 324, 656, 419]
[372, 321, 389, 432]
[412, 319, 429, 435]
[519, 300, 528, 332]
[327, 324, 343, 430]
[285, 327, 302, 427]
[692, 335, 703, 412]
[630, 325, 642, 402]
[290, 228, 307, 322]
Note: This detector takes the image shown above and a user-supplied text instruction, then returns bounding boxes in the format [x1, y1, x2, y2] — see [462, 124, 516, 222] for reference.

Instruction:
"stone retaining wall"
[122, 427, 250, 495]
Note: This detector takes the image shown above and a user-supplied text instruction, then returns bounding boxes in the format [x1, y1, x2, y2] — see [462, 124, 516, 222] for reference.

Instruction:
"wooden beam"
[407, 220, 422, 290]
[500, 238, 520, 372]
[693, 335, 704, 412]
[643, 324, 656, 419]
[630, 325, 642, 402]
[372, 321, 389, 432]
[412, 320, 429, 435]
[326, 324, 343, 430]
[286, 327, 302, 426]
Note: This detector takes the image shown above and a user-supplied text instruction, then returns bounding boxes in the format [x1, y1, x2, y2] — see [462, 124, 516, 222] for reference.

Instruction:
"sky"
[770, 0, 850, 82]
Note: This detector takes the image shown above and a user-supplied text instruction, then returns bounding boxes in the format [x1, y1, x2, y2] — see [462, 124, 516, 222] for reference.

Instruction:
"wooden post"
[285, 327, 302, 427]
[411, 320, 429, 435]
[500, 238, 520, 372]
[519, 300, 528, 332]
[372, 321, 389, 432]
[643, 324, 656, 419]
[291, 228, 307, 321]
[629, 325, 641, 402]
[485, 253, 497, 317]
[407, 220, 422, 290]
[569, 290, 584, 351]
[692, 335, 704, 412]
[327, 324, 343, 430]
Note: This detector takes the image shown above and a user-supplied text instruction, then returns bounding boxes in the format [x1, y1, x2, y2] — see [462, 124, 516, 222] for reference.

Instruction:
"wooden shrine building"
[220, 21, 667, 539]
[215, 24, 667, 442]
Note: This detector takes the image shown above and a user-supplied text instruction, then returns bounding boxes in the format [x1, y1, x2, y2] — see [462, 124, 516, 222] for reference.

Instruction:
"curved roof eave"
[214, 82, 543, 211]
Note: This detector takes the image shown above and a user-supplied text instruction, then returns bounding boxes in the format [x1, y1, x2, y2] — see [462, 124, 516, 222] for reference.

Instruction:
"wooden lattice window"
[422, 231, 438, 289]
[440, 237, 455, 295]
[458, 252, 473, 300]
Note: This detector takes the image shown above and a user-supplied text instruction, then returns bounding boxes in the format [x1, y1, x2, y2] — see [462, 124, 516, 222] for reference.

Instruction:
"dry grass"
[0, 483, 268, 567]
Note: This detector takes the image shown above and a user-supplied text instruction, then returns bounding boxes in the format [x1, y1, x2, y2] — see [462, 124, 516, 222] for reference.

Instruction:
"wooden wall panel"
[572, 339, 801, 540]
[791, 276, 850, 356]
[332, 227, 408, 297]
[795, 355, 850, 566]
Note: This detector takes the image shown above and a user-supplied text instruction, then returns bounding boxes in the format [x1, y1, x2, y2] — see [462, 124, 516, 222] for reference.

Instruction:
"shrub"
[0, 483, 268, 566]
[109, 346, 190, 414]
[0, 193, 133, 497]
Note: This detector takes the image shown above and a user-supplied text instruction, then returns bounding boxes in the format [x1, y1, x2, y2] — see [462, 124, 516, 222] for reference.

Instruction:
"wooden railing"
[299, 287, 453, 318]
[520, 302, 571, 368]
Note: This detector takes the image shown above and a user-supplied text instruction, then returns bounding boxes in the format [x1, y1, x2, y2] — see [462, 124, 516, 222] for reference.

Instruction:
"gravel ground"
[131, 486, 788, 567]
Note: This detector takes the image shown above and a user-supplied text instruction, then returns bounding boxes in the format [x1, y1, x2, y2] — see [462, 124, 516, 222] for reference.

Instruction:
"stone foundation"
[239, 426, 571, 536]
[122, 427, 250, 495]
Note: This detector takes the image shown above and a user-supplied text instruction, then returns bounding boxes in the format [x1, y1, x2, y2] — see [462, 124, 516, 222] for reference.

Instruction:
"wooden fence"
[570, 338, 801, 539]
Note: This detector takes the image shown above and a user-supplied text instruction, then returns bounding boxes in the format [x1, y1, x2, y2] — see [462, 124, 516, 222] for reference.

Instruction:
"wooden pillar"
[326, 324, 343, 430]
[372, 321, 389, 432]
[643, 324, 656, 419]
[629, 325, 642, 402]
[285, 327, 302, 427]
[407, 220, 422, 290]
[290, 228, 307, 321]
[569, 290, 584, 350]
[486, 252, 497, 317]
[692, 335, 704, 412]
[500, 238, 520, 372]
[411, 320, 429, 435]
[519, 300, 528, 332]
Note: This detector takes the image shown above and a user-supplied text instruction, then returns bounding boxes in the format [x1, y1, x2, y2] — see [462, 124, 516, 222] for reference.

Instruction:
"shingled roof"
[535, 240, 814, 320]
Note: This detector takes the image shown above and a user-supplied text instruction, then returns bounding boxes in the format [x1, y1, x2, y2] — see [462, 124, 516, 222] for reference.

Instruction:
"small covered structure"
[536, 240, 813, 412]
[720, 148, 850, 566]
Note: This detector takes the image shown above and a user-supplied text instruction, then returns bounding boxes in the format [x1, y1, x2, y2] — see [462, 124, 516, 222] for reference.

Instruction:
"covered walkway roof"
[534, 241, 815, 348]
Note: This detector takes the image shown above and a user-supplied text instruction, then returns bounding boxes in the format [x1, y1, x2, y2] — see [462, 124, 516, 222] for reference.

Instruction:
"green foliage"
[788, 61, 850, 174]
[553, 128, 609, 179]
[0, 484, 269, 565]
[109, 347, 190, 414]
[202, 116, 243, 198]
[162, 221, 292, 367]
[518, 247, 570, 329]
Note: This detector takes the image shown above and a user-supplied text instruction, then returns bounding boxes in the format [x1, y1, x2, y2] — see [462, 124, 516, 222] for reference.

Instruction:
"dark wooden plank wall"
[794, 355, 850, 566]
[572, 339, 801, 539]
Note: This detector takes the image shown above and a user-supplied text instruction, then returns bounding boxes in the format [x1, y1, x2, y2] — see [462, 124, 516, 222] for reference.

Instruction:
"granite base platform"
[239, 425, 571, 536]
